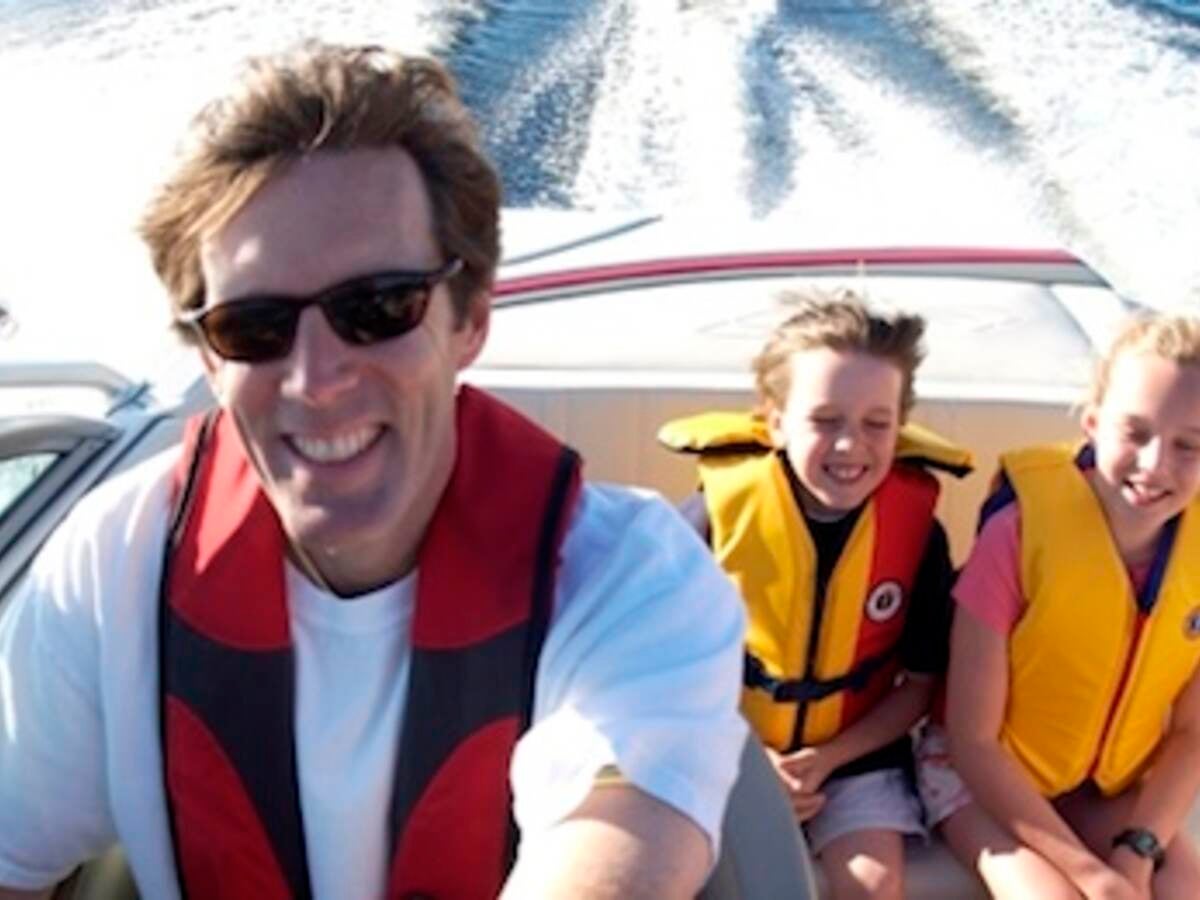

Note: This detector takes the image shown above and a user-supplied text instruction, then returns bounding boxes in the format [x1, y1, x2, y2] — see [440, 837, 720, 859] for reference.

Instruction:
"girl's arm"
[947, 609, 1117, 890]
[1107, 659, 1200, 883]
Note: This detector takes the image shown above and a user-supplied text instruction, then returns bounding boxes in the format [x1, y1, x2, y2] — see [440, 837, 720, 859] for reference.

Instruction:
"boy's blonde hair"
[752, 287, 926, 418]
[1090, 313, 1200, 406]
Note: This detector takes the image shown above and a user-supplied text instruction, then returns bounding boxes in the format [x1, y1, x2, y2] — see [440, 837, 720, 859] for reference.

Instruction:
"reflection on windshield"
[0, 453, 55, 519]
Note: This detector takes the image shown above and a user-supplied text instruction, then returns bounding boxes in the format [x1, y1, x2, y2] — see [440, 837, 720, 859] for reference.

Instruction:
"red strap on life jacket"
[835, 463, 938, 730]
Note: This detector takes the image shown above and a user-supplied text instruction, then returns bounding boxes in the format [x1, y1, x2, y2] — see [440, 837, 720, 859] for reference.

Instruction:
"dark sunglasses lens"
[326, 282, 431, 345]
[201, 302, 297, 362]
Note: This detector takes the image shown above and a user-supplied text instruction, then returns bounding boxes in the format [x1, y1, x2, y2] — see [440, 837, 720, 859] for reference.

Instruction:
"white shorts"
[914, 724, 974, 827]
[804, 767, 926, 855]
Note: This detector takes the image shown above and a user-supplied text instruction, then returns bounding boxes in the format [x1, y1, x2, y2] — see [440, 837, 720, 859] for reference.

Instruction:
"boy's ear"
[765, 406, 786, 448]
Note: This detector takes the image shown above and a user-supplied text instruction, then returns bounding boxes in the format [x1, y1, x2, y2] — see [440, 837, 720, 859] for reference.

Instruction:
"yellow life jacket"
[996, 443, 1200, 796]
[659, 412, 972, 751]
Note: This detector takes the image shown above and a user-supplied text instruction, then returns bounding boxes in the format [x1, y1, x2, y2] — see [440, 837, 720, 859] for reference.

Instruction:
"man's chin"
[281, 507, 364, 558]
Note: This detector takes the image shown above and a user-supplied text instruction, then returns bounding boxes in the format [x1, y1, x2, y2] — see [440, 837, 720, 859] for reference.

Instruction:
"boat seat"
[896, 838, 987, 899]
[701, 733, 820, 898]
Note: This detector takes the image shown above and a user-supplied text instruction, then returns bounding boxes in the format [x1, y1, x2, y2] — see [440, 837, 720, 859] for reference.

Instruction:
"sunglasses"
[179, 258, 463, 363]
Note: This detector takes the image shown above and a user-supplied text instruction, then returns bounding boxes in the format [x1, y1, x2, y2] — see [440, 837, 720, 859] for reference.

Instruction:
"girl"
[924, 313, 1200, 899]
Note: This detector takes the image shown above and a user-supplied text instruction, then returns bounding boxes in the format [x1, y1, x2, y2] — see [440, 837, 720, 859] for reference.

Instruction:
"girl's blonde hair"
[751, 287, 925, 419]
[1090, 313, 1200, 406]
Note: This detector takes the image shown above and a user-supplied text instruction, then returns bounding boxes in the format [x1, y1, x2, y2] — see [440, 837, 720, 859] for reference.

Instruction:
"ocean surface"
[1, 0, 1199, 382]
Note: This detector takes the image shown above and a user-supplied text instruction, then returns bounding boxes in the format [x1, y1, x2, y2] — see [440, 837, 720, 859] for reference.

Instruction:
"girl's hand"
[1075, 861, 1144, 900]
[1106, 846, 1153, 899]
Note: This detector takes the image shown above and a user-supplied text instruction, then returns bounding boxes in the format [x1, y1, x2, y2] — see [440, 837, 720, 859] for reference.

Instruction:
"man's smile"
[288, 425, 383, 465]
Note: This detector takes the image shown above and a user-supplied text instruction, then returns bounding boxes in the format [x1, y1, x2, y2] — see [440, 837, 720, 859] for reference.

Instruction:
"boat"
[0, 212, 1183, 898]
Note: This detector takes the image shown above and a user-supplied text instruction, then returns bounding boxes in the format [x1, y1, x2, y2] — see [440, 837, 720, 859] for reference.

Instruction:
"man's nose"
[280, 306, 358, 403]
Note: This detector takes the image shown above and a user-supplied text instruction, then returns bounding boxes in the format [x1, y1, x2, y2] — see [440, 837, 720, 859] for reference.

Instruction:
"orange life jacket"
[659, 412, 970, 752]
[991, 443, 1200, 795]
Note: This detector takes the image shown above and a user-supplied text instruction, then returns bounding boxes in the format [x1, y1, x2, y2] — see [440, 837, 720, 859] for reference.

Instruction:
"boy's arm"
[1107, 660, 1200, 886]
[783, 672, 933, 792]
[783, 520, 952, 789]
[947, 608, 1125, 893]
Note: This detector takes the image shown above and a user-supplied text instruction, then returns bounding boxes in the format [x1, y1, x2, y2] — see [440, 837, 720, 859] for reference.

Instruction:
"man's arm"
[0, 497, 125, 885]
[507, 488, 746, 898]
[501, 783, 710, 900]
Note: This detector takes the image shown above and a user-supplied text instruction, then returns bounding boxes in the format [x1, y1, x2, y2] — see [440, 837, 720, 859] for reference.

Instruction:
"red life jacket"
[159, 386, 582, 899]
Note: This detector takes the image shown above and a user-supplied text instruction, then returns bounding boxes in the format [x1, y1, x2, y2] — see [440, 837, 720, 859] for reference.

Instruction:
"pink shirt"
[954, 504, 1153, 634]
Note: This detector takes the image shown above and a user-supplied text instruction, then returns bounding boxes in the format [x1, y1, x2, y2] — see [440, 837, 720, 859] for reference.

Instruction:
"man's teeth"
[291, 427, 379, 463]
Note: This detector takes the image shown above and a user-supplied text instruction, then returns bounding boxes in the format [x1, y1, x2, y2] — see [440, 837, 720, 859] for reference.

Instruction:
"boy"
[660, 289, 971, 898]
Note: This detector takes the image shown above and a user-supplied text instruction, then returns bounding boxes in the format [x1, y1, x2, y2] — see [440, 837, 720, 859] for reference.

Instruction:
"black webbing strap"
[742, 649, 895, 704]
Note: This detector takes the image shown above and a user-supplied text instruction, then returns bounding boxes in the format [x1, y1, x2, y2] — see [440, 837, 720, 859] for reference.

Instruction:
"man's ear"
[455, 292, 491, 371]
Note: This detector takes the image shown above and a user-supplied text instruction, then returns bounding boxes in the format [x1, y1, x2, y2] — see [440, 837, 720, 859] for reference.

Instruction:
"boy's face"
[767, 348, 903, 520]
[1083, 352, 1200, 536]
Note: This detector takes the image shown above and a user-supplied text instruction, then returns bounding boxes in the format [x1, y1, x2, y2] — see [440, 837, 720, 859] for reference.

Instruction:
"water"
[1, 0, 1198, 383]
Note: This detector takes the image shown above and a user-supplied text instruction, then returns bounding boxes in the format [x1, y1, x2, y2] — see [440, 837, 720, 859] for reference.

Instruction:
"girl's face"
[1083, 352, 1200, 539]
[768, 348, 903, 520]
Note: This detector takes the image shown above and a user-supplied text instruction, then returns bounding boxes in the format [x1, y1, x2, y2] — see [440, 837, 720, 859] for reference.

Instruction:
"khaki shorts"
[804, 767, 926, 855]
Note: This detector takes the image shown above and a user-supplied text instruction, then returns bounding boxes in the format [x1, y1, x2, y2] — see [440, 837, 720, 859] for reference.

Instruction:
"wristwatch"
[1111, 828, 1166, 871]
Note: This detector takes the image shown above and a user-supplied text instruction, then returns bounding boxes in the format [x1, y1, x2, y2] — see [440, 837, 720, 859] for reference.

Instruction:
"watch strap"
[1111, 827, 1166, 871]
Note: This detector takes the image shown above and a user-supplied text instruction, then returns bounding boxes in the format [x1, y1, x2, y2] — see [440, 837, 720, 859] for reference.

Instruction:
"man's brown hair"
[752, 287, 926, 418]
[140, 42, 501, 341]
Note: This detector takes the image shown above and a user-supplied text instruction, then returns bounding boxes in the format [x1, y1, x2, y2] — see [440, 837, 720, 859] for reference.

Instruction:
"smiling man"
[0, 43, 746, 899]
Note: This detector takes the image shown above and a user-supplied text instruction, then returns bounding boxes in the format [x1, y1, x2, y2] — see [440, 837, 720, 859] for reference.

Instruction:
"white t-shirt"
[0, 448, 747, 898]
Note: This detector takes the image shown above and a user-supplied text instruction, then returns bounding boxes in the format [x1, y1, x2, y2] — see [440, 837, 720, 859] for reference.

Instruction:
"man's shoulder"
[36, 444, 181, 563]
[555, 481, 739, 621]
[565, 482, 704, 562]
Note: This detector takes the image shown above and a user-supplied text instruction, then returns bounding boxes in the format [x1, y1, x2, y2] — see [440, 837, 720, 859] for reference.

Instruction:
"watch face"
[1130, 831, 1159, 855]
[1116, 828, 1164, 862]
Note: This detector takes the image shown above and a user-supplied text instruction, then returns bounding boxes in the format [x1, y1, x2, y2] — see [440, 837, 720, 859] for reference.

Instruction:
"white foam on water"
[900, 0, 1200, 309]
[1, 0, 1198, 390]
[0, 0, 446, 380]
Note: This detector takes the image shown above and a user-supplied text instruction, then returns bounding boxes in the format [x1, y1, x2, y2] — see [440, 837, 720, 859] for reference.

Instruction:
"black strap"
[743, 649, 895, 703]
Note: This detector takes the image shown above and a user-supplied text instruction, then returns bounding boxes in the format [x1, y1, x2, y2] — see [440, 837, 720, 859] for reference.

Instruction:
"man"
[0, 43, 746, 899]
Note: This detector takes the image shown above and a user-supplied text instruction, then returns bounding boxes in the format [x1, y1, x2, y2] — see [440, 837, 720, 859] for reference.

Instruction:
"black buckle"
[742, 650, 893, 703]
